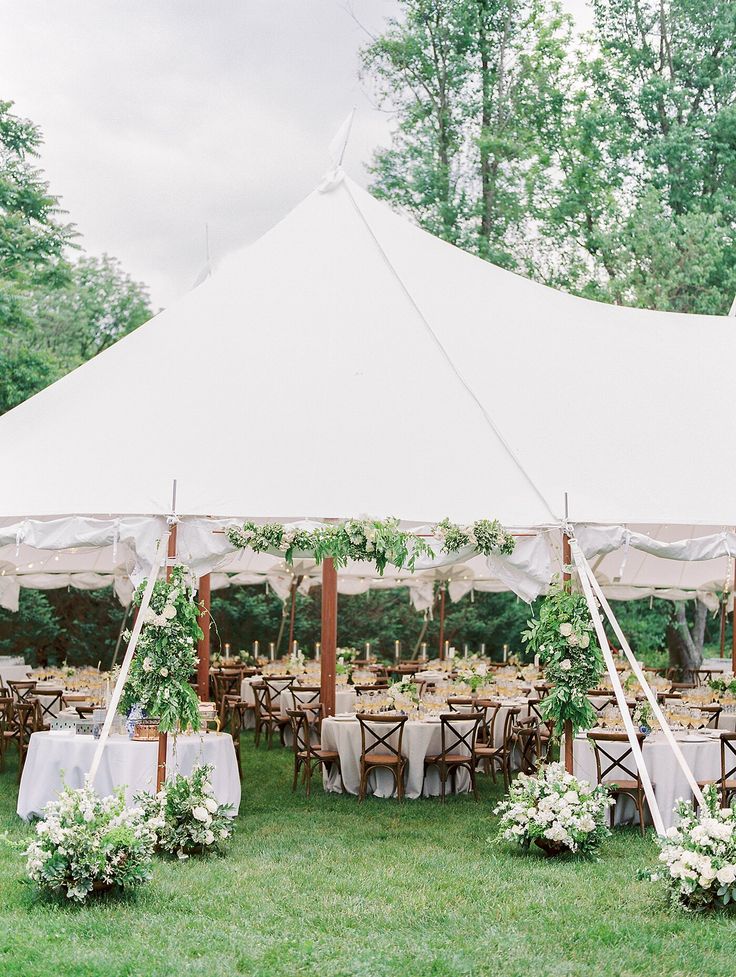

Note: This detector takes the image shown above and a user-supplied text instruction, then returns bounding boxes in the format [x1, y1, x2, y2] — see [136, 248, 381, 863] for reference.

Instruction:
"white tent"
[0, 170, 734, 580]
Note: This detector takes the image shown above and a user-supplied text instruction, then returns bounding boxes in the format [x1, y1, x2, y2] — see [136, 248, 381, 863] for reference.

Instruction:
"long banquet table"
[17, 731, 241, 820]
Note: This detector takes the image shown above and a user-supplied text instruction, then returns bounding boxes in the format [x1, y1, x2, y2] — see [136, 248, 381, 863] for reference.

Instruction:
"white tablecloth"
[573, 731, 722, 830]
[0, 664, 32, 689]
[239, 677, 356, 727]
[321, 716, 475, 799]
[17, 731, 241, 820]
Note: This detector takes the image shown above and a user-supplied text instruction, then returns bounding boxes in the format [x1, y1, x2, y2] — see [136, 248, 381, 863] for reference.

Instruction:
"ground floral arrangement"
[119, 564, 203, 733]
[25, 781, 157, 903]
[495, 763, 612, 857]
[644, 786, 736, 912]
[522, 584, 604, 736]
[226, 515, 515, 574]
[136, 765, 233, 859]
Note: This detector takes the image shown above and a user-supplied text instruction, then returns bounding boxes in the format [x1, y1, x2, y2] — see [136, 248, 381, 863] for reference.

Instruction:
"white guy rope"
[571, 540, 665, 835]
[578, 548, 705, 806]
[88, 533, 169, 785]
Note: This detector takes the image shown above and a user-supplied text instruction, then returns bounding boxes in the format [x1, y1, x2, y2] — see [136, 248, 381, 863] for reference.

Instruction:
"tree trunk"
[667, 600, 707, 676]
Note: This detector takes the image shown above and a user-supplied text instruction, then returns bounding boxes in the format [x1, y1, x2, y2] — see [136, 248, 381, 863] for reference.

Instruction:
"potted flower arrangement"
[119, 564, 203, 735]
[25, 781, 158, 902]
[643, 786, 736, 911]
[136, 764, 234, 859]
[495, 762, 612, 857]
[522, 584, 604, 736]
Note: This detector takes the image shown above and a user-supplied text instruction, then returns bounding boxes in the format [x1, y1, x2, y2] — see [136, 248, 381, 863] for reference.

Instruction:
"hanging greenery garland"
[119, 564, 203, 733]
[522, 583, 604, 736]
[226, 515, 515, 574]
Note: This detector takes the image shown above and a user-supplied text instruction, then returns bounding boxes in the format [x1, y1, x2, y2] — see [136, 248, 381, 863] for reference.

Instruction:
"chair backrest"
[356, 713, 407, 761]
[446, 697, 474, 712]
[511, 717, 542, 774]
[212, 668, 244, 706]
[289, 686, 321, 709]
[263, 676, 295, 709]
[15, 700, 40, 739]
[287, 706, 324, 755]
[438, 712, 483, 758]
[587, 730, 645, 784]
[587, 694, 617, 715]
[700, 704, 722, 729]
[0, 696, 13, 732]
[7, 680, 37, 703]
[33, 688, 64, 720]
[252, 682, 271, 718]
[474, 698, 502, 745]
[353, 684, 387, 694]
[721, 732, 736, 786]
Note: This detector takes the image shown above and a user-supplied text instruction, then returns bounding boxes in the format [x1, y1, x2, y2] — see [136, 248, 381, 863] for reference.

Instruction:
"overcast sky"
[0, 0, 592, 308]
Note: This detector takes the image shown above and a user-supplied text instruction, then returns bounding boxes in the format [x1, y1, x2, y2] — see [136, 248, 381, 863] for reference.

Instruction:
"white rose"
[717, 864, 736, 885]
[580, 634, 590, 649]
[162, 605, 177, 620]
[204, 797, 218, 813]
[204, 830, 215, 845]
[159, 667, 169, 677]
[192, 806, 210, 822]
[567, 634, 579, 647]
[560, 659, 572, 672]
[142, 657, 153, 673]
[559, 623, 573, 637]
[219, 828, 229, 840]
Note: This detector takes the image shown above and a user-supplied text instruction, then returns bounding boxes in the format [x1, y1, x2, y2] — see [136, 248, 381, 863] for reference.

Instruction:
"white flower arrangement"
[386, 679, 420, 712]
[286, 648, 306, 674]
[25, 781, 158, 902]
[644, 786, 736, 911]
[495, 762, 612, 856]
[135, 764, 233, 859]
[456, 658, 491, 692]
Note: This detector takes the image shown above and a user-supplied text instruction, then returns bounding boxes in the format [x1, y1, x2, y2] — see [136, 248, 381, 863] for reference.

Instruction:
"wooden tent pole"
[732, 558, 736, 674]
[320, 559, 337, 717]
[562, 529, 574, 774]
[438, 585, 446, 660]
[197, 573, 211, 700]
[156, 521, 177, 792]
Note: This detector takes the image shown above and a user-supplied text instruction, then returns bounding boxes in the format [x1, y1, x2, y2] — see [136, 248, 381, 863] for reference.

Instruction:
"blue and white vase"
[125, 704, 146, 738]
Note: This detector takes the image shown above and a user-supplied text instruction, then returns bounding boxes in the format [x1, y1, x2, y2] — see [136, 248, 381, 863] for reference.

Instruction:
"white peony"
[204, 797, 218, 813]
[192, 806, 210, 822]
[204, 830, 215, 845]
[567, 634, 579, 647]
[162, 604, 177, 620]
[560, 659, 572, 672]
[559, 622, 573, 637]
[159, 667, 169, 677]
[142, 657, 153, 673]
[580, 634, 590, 649]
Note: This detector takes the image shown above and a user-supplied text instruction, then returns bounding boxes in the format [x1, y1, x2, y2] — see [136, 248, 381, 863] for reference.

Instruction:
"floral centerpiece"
[135, 764, 233, 859]
[709, 672, 736, 701]
[387, 679, 420, 713]
[643, 786, 736, 911]
[119, 564, 203, 733]
[335, 655, 351, 684]
[456, 659, 491, 693]
[285, 648, 306, 674]
[522, 584, 604, 735]
[337, 646, 360, 662]
[495, 762, 612, 857]
[25, 781, 158, 902]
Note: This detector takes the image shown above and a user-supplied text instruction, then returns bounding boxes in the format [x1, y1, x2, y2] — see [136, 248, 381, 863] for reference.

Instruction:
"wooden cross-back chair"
[510, 717, 543, 778]
[0, 696, 15, 772]
[423, 711, 483, 802]
[587, 730, 652, 835]
[697, 731, 736, 806]
[251, 681, 290, 748]
[32, 688, 64, 725]
[288, 685, 321, 711]
[211, 668, 245, 719]
[356, 713, 408, 801]
[7, 680, 37, 704]
[288, 706, 341, 797]
[473, 701, 521, 789]
[13, 700, 40, 780]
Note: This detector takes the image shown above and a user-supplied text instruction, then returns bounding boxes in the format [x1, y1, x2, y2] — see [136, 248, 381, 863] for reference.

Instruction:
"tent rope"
[341, 178, 559, 525]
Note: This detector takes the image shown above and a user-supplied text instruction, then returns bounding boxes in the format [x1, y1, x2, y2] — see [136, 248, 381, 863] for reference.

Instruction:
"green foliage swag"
[119, 565, 202, 732]
[522, 584, 604, 736]
[226, 516, 514, 574]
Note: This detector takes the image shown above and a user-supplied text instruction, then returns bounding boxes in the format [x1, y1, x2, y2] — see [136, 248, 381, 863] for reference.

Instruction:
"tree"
[361, 0, 571, 267]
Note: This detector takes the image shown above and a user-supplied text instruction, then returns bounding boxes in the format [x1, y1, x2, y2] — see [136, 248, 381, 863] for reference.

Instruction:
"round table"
[321, 716, 475, 799]
[17, 731, 241, 820]
[573, 730, 722, 830]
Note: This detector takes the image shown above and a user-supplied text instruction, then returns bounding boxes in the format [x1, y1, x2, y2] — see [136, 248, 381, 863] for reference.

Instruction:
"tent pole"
[320, 559, 337, 717]
[157, 521, 178, 792]
[720, 598, 726, 659]
[732, 558, 736, 673]
[562, 526, 574, 774]
[197, 573, 211, 700]
[438, 585, 446, 659]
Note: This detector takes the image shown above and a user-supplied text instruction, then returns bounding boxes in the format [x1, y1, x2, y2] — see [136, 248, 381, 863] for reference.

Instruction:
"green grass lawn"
[1, 736, 735, 977]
